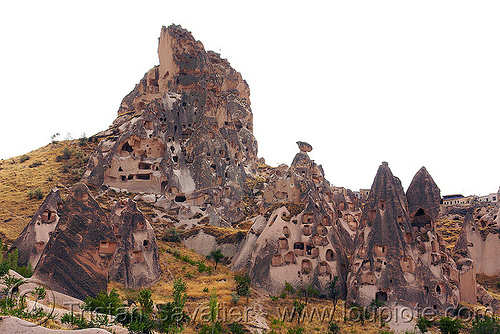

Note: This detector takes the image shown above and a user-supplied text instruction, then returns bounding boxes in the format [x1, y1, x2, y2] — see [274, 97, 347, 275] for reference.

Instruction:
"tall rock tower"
[83, 25, 258, 222]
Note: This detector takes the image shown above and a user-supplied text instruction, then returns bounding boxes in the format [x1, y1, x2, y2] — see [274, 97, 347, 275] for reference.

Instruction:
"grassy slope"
[0, 140, 96, 242]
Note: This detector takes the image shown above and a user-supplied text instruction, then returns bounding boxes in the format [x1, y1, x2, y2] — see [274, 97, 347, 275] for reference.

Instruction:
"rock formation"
[83, 24, 258, 223]
[347, 163, 459, 311]
[33, 183, 116, 300]
[108, 198, 161, 289]
[10, 188, 63, 269]
[232, 142, 356, 296]
[406, 166, 441, 222]
[454, 213, 500, 276]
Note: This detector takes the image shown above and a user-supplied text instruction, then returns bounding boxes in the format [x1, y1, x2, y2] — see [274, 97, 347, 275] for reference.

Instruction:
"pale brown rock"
[9, 188, 63, 269]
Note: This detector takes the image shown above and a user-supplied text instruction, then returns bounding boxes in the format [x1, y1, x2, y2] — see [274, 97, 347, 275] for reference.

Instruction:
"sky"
[0, 1, 499, 196]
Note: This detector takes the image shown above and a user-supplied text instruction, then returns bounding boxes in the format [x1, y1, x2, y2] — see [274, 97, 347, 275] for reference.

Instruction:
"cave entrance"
[375, 291, 388, 302]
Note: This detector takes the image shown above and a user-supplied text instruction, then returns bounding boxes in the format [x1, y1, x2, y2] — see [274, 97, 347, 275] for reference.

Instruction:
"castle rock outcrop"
[83, 24, 258, 223]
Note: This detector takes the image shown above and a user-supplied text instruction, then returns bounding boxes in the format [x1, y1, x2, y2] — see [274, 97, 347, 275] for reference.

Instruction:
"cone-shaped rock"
[108, 198, 160, 289]
[232, 144, 356, 296]
[406, 166, 441, 222]
[347, 162, 459, 311]
[83, 24, 258, 223]
[9, 188, 63, 269]
[33, 183, 116, 300]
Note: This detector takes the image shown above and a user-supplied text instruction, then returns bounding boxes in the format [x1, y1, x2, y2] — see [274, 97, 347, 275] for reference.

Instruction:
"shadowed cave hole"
[175, 194, 186, 203]
[121, 142, 133, 153]
[375, 291, 388, 302]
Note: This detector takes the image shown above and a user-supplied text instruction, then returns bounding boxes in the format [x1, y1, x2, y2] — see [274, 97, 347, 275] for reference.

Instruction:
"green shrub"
[417, 315, 433, 333]
[27, 188, 44, 200]
[82, 288, 122, 316]
[229, 322, 246, 334]
[287, 326, 304, 334]
[162, 228, 181, 243]
[471, 316, 500, 334]
[235, 274, 251, 300]
[28, 161, 42, 168]
[328, 321, 340, 334]
[438, 316, 462, 334]
[78, 133, 89, 146]
[19, 155, 30, 163]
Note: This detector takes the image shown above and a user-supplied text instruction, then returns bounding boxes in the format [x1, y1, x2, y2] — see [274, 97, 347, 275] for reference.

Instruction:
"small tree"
[417, 315, 433, 333]
[293, 299, 306, 325]
[138, 289, 154, 316]
[326, 276, 340, 316]
[328, 321, 340, 334]
[209, 289, 218, 334]
[235, 274, 251, 300]
[206, 249, 224, 271]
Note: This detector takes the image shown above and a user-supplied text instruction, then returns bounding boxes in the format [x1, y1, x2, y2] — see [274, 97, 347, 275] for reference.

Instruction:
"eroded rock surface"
[83, 24, 258, 224]
[33, 183, 116, 300]
[108, 198, 161, 289]
[232, 144, 356, 296]
[10, 188, 63, 269]
[347, 163, 460, 311]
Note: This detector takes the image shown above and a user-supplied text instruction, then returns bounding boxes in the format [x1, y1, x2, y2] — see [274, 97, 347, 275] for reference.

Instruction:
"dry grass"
[436, 217, 463, 249]
[0, 140, 96, 242]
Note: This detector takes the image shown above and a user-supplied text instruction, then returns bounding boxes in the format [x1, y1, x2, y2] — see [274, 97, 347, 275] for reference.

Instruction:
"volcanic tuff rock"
[10, 188, 63, 269]
[108, 198, 161, 289]
[32, 183, 116, 300]
[232, 144, 357, 296]
[83, 24, 258, 223]
[347, 163, 460, 311]
[454, 212, 500, 276]
[406, 166, 441, 221]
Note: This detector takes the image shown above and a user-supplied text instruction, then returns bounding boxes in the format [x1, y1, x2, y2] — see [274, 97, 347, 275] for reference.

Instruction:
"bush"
[27, 188, 44, 200]
[438, 316, 462, 334]
[58, 147, 74, 161]
[471, 316, 500, 334]
[28, 161, 42, 168]
[287, 326, 304, 334]
[19, 155, 30, 163]
[229, 322, 246, 334]
[417, 315, 433, 333]
[328, 321, 340, 334]
[82, 289, 122, 316]
[79, 133, 89, 146]
[162, 228, 181, 243]
[235, 274, 251, 299]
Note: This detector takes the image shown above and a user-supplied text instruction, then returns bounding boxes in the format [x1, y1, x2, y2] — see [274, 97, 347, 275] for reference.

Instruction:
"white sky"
[1, 1, 499, 196]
